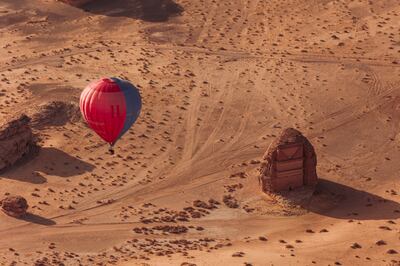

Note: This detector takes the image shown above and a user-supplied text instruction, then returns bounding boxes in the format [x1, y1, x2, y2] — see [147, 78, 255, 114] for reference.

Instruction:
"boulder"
[259, 128, 317, 193]
[0, 196, 29, 218]
[0, 114, 36, 171]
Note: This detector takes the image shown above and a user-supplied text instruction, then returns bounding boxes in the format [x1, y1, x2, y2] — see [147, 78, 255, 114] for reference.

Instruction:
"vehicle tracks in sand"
[177, 66, 240, 171]
[1, 41, 397, 79]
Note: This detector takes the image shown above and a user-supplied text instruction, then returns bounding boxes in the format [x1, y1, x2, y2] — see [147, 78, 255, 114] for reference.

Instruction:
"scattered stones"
[133, 225, 190, 235]
[152, 225, 188, 234]
[225, 183, 243, 193]
[193, 199, 219, 210]
[230, 172, 247, 179]
[1, 1, 399, 265]
[223, 195, 239, 208]
[120, 237, 225, 260]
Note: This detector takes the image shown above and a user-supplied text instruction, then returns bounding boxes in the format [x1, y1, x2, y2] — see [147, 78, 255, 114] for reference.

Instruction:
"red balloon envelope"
[80, 77, 142, 148]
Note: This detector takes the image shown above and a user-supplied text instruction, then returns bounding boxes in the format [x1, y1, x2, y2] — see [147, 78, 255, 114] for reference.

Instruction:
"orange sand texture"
[0, 0, 399, 265]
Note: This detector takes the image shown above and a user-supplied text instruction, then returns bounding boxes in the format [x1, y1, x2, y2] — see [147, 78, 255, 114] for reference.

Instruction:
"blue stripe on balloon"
[111, 77, 142, 141]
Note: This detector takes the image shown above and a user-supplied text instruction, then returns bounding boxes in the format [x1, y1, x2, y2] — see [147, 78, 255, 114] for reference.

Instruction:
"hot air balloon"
[80, 77, 142, 154]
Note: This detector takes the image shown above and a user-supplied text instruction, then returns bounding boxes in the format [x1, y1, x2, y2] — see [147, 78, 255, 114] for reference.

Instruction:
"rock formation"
[259, 128, 318, 193]
[0, 114, 36, 172]
[59, 0, 94, 6]
[0, 196, 29, 218]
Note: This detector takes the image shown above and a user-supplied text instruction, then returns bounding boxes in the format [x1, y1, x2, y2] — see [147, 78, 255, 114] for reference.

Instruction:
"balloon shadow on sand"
[80, 0, 183, 22]
[305, 179, 400, 220]
[21, 213, 56, 226]
[0, 147, 95, 184]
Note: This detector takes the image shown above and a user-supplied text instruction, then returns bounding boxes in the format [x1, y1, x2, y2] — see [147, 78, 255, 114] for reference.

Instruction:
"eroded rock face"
[0, 196, 29, 218]
[0, 114, 36, 171]
[59, 0, 94, 6]
[259, 128, 318, 193]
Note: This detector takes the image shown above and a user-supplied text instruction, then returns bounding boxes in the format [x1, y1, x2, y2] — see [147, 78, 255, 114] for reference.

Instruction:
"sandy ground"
[0, 0, 399, 265]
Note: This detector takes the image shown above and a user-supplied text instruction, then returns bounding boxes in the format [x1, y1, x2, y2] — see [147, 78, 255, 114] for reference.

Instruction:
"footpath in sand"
[0, 0, 399, 265]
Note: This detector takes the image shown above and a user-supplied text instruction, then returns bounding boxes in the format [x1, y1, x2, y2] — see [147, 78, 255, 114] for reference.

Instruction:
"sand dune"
[0, 0, 399, 265]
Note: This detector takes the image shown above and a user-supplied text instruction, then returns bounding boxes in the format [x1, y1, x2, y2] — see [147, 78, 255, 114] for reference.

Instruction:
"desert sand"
[0, 0, 399, 265]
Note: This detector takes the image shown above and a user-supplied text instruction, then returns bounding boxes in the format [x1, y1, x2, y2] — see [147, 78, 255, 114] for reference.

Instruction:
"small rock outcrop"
[0, 196, 29, 218]
[0, 114, 36, 171]
[259, 128, 318, 193]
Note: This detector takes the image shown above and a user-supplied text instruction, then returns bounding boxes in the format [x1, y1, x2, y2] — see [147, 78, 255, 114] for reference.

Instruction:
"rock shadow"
[21, 213, 56, 226]
[80, 0, 183, 22]
[306, 179, 400, 220]
[1, 147, 95, 184]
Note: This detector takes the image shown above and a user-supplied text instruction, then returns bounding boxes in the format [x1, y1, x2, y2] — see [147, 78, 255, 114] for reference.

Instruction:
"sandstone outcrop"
[259, 128, 318, 193]
[0, 196, 29, 218]
[0, 115, 37, 172]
